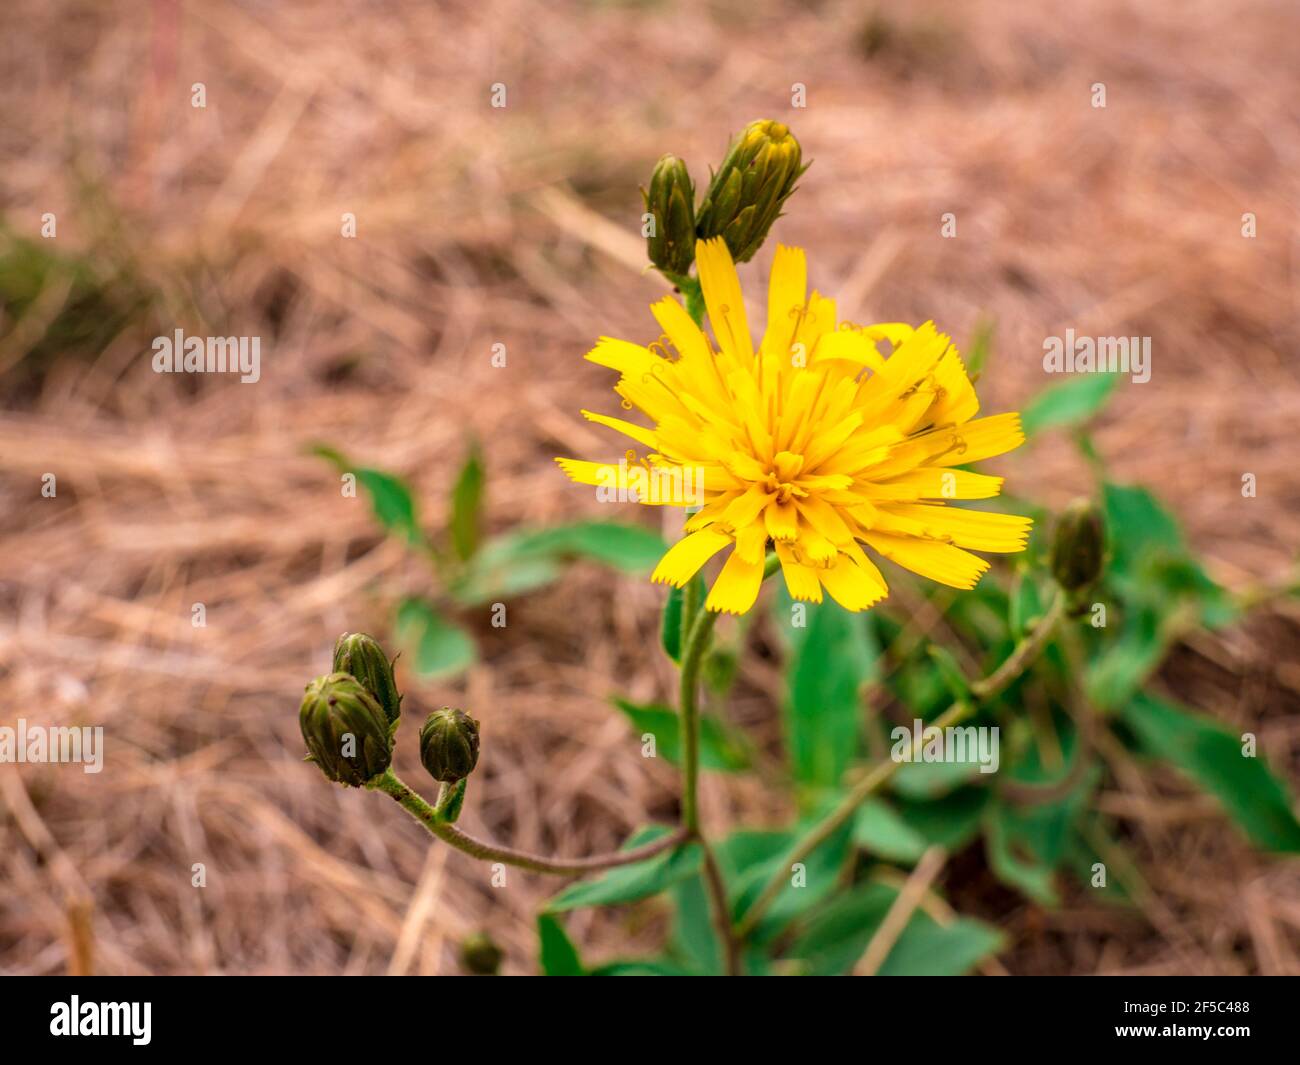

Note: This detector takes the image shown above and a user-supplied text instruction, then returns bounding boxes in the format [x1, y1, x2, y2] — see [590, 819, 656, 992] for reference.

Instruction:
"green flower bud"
[299, 673, 392, 787]
[695, 120, 807, 263]
[1051, 500, 1106, 595]
[642, 153, 697, 278]
[419, 707, 480, 784]
[332, 632, 402, 729]
[459, 931, 503, 976]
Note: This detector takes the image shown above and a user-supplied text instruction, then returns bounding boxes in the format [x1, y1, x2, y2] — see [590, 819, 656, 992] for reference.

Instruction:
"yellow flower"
[557, 238, 1030, 615]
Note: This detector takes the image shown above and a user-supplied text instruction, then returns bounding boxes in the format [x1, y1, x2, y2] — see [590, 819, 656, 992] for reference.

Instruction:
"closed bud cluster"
[332, 631, 402, 732]
[459, 931, 504, 975]
[419, 707, 481, 784]
[299, 673, 392, 787]
[643, 154, 696, 278]
[695, 120, 806, 263]
[1051, 499, 1106, 596]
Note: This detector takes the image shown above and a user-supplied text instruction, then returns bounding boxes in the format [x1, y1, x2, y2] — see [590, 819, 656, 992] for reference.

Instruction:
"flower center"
[763, 450, 807, 504]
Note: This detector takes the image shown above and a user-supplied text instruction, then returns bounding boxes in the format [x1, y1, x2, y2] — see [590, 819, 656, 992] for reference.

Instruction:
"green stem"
[677, 275, 706, 327]
[699, 842, 742, 977]
[370, 769, 688, 876]
[678, 605, 720, 834]
[733, 593, 1066, 940]
[681, 575, 702, 663]
[968, 594, 1066, 703]
[676, 553, 780, 975]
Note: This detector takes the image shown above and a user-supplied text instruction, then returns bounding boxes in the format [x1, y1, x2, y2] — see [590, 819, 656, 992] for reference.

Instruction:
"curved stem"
[734, 593, 1066, 940]
[371, 769, 688, 876]
[969, 594, 1066, 702]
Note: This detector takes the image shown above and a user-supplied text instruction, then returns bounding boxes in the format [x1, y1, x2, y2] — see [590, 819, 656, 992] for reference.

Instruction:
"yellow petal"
[581, 410, 658, 450]
[861, 531, 990, 589]
[926, 345, 979, 427]
[930, 412, 1025, 466]
[651, 528, 733, 587]
[862, 322, 915, 347]
[877, 504, 1032, 552]
[735, 521, 769, 564]
[553, 458, 675, 505]
[705, 548, 766, 614]
[764, 244, 807, 360]
[818, 554, 888, 611]
[696, 238, 754, 363]
[776, 542, 822, 602]
[795, 494, 857, 546]
[872, 467, 1004, 501]
[764, 497, 799, 541]
[810, 329, 885, 371]
[723, 482, 774, 528]
[585, 337, 657, 378]
[650, 295, 711, 363]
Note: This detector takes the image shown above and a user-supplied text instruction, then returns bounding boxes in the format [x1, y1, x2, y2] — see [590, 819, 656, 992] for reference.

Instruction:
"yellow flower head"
[558, 238, 1030, 615]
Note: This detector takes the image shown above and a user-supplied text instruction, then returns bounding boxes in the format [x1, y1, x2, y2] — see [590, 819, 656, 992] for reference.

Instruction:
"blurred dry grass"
[1, 0, 1298, 974]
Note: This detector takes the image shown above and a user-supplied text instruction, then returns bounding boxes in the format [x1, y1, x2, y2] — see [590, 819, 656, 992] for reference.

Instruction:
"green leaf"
[984, 801, 1061, 906]
[874, 914, 1004, 977]
[448, 442, 485, 561]
[611, 698, 749, 772]
[312, 444, 425, 547]
[728, 814, 855, 942]
[1021, 372, 1119, 437]
[893, 788, 991, 851]
[660, 582, 687, 663]
[782, 596, 877, 788]
[983, 733, 1096, 905]
[451, 521, 667, 605]
[789, 883, 893, 974]
[450, 544, 561, 605]
[1120, 693, 1300, 852]
[537, 914, 584, 975]
[853, 798, 930, 864]
[394, 598, 476, 679]
[1086, 602, 1170, 711]
[440, 778, 467, 823]
[546, 827, 700, 912]
[589, 958, 697, 976]
[491, 521, 667, 572]
[791, 882, 1002, 976]
[670, 876, 722, 975]
[891, 753, 984, 800]
[1102, 482, 1235, 628]
[351, 470, 424, 547]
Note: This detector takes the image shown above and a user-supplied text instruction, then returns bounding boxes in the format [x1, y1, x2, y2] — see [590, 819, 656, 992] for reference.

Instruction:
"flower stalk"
[674, 552, 780, 974]
[370, 768, 689, 876]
